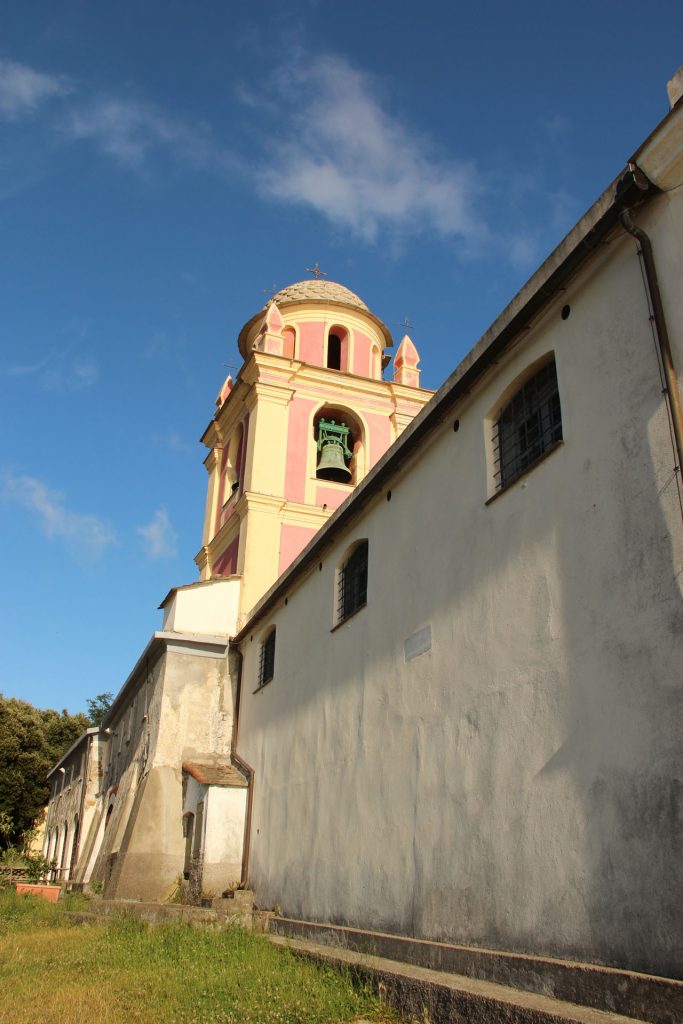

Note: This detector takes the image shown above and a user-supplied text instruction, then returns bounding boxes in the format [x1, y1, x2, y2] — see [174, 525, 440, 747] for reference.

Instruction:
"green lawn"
[0, 889, 393, 1024]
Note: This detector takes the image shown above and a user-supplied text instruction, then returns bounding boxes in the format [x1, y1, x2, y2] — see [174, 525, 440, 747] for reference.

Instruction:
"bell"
[316, 440, 352, 483]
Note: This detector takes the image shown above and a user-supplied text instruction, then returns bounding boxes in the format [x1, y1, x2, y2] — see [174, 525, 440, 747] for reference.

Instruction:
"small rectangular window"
[493, 359, 562, 491]
[259, 629, 276, 687]
[338, 541, 368, 623]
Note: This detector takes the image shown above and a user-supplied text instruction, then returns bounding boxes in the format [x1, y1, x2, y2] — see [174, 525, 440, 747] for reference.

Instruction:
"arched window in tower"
[325, 326, 349, 372]
[371, 345, 381, 379]
[222, 423, 243, 507]
[327, 333, 341, 370]
[282, 327, 295, 359]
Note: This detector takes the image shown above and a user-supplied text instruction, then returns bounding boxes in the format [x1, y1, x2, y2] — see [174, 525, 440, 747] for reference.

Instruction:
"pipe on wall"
[619, 208, 683, 488]
[228, 645, 254, 890]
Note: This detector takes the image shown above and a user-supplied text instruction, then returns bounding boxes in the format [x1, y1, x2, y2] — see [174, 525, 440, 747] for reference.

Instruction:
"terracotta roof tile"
[182, 760, 248, 787]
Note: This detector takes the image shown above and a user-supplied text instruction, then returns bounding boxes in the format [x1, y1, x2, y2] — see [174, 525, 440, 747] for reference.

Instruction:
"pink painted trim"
[315, 486, 351, 510]
[351, 329, 373, 377]
[298, 321, 324, 365]
[214, 534, 239, 576]
[279, 524, 318, 575]
[285, 396, 317, 502]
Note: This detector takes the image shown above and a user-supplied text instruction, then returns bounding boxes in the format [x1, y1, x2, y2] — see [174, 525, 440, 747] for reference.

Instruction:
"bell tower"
[196, 277, 432, 625]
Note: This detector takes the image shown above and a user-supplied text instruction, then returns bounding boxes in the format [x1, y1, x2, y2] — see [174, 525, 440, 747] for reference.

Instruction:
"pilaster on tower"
[196, 278, 433, 627]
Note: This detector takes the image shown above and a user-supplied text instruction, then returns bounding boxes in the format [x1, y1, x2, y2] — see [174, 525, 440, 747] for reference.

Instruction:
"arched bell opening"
[223, 422, 244, 499]
[282, 327, 296, 359]
[371, 344, 381, 380]
[325, 326, 349, 372]
[313, 406, 363, 485]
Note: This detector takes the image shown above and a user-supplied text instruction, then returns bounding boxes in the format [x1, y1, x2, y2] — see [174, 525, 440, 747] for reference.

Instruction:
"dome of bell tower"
[237, 278, 393, 357]
[270, 279, 369, 311]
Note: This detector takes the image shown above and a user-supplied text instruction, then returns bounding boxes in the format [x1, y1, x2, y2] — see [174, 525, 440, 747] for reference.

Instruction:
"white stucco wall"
[162, 578, 241, 637]
[236, 188, 683, 977]
[203, 787, 247, 893]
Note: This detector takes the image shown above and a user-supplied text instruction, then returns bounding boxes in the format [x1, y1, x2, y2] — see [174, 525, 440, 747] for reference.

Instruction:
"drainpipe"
[229, 645, 254, 890]
[617, 187, 683, 483]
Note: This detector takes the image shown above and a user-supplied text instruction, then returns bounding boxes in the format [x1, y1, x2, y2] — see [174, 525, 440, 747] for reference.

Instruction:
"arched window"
[225, 423, 243, 497]
[493, 358, 562, 492]
[325, 326, 349, 371]
[337, 541, 368, 624]
[258, 627, 276, 687]
[327, 333, 341, 370]
[371, 345, 381, 379]
[282, 327, 296, 359]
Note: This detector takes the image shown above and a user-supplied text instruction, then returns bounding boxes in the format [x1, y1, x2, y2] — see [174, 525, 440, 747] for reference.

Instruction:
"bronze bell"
[316, 440, 352, 483]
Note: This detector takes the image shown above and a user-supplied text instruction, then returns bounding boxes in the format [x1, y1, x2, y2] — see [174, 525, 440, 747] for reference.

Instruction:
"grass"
[0, 888, 394, 1024]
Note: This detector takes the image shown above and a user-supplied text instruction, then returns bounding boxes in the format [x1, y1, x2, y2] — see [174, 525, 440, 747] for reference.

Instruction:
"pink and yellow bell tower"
[196, 277, 432, 624]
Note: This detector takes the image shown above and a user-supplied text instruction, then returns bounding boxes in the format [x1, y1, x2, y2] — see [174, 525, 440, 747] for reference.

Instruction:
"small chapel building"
[46, 74, 683, 984]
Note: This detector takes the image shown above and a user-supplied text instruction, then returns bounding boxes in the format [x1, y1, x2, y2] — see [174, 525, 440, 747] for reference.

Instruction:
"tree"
[0, 695, 90, 849]
[86, 692, 114, 726]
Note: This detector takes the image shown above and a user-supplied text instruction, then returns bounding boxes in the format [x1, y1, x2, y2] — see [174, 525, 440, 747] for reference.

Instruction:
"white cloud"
[1, 352, 99, 391]
[136, 507, 178, 560]
[252, 55, 485, 244]
[1, 473, 116, 559]
[165, 430, 194, 455]
[0, 60, 71, 120]
[42, 354, 100, 392]
[62, 97, 229, 171]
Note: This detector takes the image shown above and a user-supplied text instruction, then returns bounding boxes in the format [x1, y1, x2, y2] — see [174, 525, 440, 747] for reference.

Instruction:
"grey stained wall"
[91, 637, 232, 902]
[236, 193, 683, 978]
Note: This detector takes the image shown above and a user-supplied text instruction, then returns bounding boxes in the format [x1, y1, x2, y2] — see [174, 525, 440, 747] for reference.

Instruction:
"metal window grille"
[338, 542, 368, 622]
[493, 360, 562, 491]
[259, 629, 276, 686]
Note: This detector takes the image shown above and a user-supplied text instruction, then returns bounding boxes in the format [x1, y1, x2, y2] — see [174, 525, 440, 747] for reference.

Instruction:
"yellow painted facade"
[195, 282, 432, 626]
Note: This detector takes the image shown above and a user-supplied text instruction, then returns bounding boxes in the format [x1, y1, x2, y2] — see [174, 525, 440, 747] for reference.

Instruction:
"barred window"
[493, 360, 562, 491]
[338, 541, 368, 623]
[259, 628, 276, 687]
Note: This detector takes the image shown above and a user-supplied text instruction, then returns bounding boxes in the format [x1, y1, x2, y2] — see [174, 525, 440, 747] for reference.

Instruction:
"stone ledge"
[269, 934, 648, 1024]
[268, 917, 681, 1024]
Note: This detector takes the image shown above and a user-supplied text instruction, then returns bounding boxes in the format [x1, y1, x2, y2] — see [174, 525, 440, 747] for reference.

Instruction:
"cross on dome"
[306, 262, 328, 279]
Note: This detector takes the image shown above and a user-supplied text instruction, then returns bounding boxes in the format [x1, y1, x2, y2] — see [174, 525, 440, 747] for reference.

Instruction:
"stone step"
[268, 917, 681, 1024]
[269, 934, 651, 1024]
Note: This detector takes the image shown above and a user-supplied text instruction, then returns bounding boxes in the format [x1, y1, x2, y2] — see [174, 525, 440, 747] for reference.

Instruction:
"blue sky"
[1, 1, 681, 713]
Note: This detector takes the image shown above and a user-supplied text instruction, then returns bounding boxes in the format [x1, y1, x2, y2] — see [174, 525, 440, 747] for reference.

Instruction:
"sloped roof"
[182, 760, 248, 787]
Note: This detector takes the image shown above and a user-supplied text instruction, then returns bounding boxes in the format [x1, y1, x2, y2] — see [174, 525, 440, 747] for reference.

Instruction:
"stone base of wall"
[86, 894, 255, 930]
[268, 916, 682, 1024]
